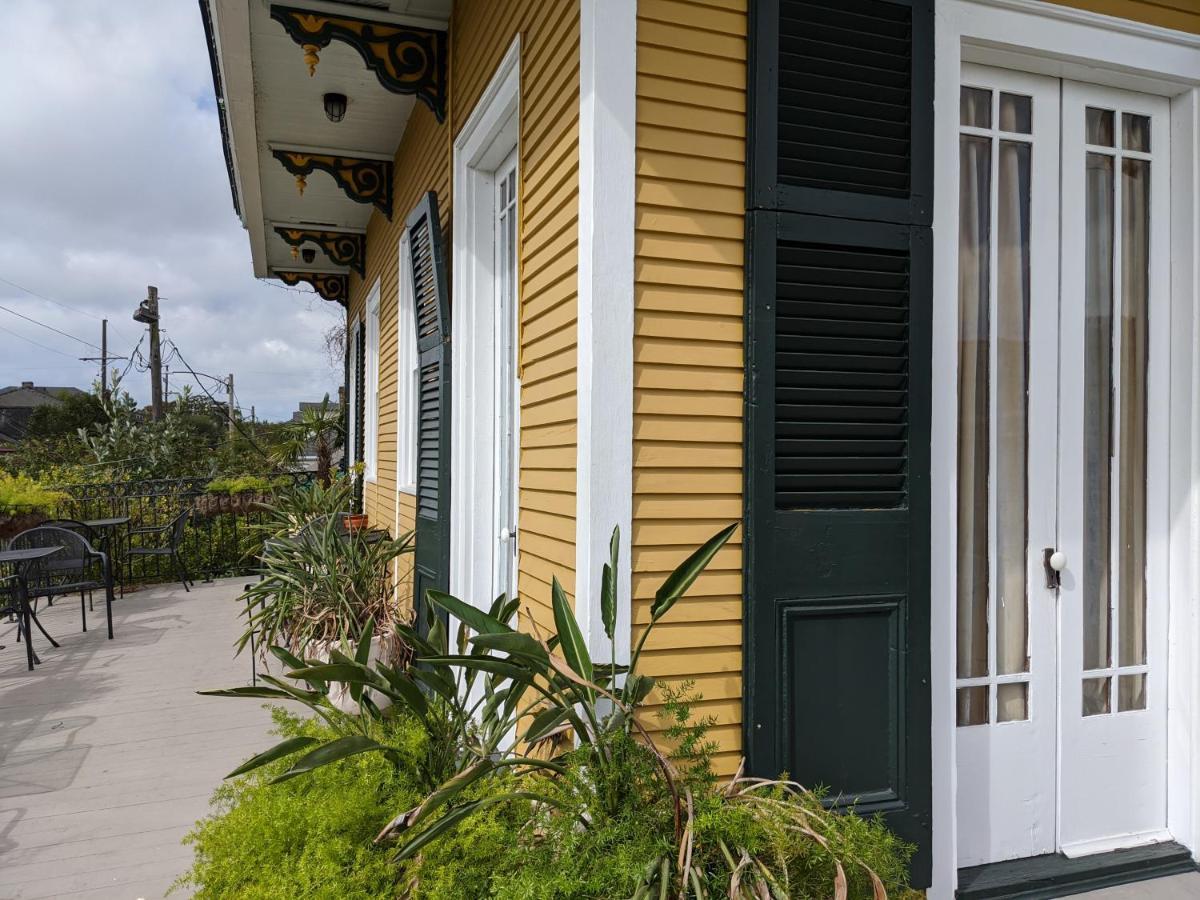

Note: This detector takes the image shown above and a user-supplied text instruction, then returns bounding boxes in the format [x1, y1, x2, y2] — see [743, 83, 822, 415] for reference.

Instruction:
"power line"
[163, 337, 270, 458]
[118, 334, 146, 383]
[0, 302, 103, 352]
[0, 321, 94, 363]
[0, 275, 136, 344]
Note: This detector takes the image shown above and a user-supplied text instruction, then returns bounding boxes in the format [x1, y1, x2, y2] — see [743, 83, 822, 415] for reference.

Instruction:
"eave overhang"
[201, 0, 450, 288]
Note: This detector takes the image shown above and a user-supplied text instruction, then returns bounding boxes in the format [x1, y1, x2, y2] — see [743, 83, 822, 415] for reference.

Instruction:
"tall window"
[396, 234, 418, 492]
[364, 282, 381, 482]
[493, 151, 520, 599]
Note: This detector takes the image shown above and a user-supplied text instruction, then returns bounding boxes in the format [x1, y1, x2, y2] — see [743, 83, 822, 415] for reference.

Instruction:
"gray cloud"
[0, 0, 343, 419]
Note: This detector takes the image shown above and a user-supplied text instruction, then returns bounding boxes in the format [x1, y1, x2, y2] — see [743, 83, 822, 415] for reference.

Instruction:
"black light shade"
[323, 92, 348, 123]
[301, 247, 317, 264]
[132, 299, 157, 324]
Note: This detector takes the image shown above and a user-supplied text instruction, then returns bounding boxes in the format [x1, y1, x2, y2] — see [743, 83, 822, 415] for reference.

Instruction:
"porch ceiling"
[204, 0, 451, 283]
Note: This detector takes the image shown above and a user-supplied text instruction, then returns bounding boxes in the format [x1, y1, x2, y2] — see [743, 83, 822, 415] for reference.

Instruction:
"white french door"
[955, 65, 1171, 867]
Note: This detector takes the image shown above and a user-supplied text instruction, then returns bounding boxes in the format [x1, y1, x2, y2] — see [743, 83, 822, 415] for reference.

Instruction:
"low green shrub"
[0, 472, 64, 515]
[199, 526, 919, 899]
[174, 708, 425, 899]
[204, 474, 273, 495]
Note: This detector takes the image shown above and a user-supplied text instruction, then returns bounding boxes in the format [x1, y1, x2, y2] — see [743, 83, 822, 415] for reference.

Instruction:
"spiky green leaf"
[650, 523, 737, 622]
[551, 576, 592, 682]
[427, 590, 513, 636]
[226, 735, 319, 779]
[271, 735, 387, 783]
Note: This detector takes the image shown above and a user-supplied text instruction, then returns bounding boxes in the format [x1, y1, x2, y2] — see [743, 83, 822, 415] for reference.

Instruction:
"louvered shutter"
[746, 0, 932, 885]
[354, 319, 366, 514]
[404, 192, 451, 627]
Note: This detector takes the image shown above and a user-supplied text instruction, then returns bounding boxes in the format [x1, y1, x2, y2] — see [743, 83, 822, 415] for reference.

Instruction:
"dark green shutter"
[404, 192, 451, 626]
[354, 318, 366, 513]
[746, 0, 932, 885]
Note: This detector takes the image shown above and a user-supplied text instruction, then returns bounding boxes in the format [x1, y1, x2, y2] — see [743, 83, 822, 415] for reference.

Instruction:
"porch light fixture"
[132, 298, 158, 324]
[323, 92, 348, 123]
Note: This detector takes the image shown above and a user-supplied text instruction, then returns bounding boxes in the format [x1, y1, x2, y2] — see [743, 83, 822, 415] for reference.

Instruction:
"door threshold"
[956, 841, 1196, 899]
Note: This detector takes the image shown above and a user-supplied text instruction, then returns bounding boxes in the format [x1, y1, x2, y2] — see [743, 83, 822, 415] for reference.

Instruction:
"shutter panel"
[746, 0, 933, 886]
[354, 319, 366, 514]
[405, 192, 451, 627]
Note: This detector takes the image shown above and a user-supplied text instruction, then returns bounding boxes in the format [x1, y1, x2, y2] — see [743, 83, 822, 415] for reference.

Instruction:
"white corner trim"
[449, 36, 521, 609]
[575, 0, 636, 663]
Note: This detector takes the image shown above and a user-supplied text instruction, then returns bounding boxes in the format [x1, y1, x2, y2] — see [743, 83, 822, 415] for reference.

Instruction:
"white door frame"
[450, 37, 521, 610]
[931, 2, 1200, 896]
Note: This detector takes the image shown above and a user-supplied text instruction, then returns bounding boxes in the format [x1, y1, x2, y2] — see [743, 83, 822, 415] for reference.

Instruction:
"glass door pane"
[956, 87, 1034, 726]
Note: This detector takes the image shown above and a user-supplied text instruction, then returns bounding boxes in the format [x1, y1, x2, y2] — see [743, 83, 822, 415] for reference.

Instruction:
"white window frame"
[363, 279, 381, 483]
[931, 2, 1200, 896]
[346, 318, 360, 473]
[395, 234, 418, 495]
[450, 37, 521, 610]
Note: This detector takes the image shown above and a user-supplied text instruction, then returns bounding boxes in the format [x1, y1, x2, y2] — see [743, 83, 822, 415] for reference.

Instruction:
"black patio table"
[82, 516, 131, 597]
[0, 546, 64, 671]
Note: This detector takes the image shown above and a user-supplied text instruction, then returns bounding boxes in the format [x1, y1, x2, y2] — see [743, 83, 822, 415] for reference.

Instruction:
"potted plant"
[341, 512, 368, 533]
[196, 475, 275, 518]
[237, 484, 413, 711]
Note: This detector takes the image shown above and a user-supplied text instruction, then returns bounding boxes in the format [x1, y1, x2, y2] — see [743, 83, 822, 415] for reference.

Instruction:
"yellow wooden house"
[203, 0, 1200, 894]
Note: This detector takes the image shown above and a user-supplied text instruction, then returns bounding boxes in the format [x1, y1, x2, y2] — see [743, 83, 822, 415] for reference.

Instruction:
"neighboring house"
[202, 1, 1200, 895]
[289, 400, 339, 424]
[290, 399, 343, 470]
[0, 382, 87, 447]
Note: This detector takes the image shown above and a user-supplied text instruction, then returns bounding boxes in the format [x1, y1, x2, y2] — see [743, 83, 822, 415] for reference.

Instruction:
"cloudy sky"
[0, 1, 344, 421]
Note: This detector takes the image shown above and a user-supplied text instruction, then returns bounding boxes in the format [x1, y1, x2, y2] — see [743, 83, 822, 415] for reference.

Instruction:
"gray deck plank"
[0, 579, 278, 899]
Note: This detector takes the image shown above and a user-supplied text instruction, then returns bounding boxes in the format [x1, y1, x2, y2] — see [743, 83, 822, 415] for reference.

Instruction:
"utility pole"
[227, 373, 235, 439]
[251, 405, 256, 425]
[79, 319, 124, 402]
[133, 286, 162, 420]
[163, 365, 169, 401]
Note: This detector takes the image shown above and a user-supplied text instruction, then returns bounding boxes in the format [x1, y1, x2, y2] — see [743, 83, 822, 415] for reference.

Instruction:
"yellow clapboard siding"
[638, 0, 746, 33]
[342, 0, 579, 623]
[637, 202, 743, 238]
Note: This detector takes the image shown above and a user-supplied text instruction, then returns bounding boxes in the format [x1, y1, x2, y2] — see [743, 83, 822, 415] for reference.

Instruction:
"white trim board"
[575, 0, 635, 662]
[363, 278, 381, 483]
[931, 2, 1200, 897]
[449, 37, 521, 611]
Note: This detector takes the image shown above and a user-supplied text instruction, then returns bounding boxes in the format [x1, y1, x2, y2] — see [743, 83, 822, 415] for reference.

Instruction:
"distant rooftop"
[0, 382, 87, 408]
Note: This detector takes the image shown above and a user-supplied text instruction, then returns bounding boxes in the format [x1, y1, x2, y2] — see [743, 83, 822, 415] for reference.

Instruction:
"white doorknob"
[1049, 550, 1067, 572]
[500, 527, 513, 541]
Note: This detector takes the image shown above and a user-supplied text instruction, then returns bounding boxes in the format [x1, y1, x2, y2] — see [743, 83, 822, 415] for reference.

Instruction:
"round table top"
[82, 517, 132, 528]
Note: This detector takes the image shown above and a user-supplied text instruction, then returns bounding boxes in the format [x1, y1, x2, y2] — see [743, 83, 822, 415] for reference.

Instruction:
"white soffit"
[210, 0, 451, 278]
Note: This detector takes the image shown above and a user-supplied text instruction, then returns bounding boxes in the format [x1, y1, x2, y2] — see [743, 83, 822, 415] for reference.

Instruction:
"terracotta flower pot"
[342, 513, 368, 533]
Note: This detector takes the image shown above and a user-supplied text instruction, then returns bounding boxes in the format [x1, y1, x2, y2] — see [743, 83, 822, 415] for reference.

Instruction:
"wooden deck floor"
[0, 578, 275, 899]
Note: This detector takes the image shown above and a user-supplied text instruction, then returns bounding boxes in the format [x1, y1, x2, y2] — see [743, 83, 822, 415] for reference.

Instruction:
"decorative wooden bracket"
[271, 149, 392, 220]
[274, 227, 366, 276]
[275, 270, 349, 306]
[269, 4, 447, 122]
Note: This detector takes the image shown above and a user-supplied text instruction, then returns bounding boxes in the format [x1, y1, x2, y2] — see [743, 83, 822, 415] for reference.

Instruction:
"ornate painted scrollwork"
[273, 227, 366, 276]
[275, 270, 349, 306]
[271, 150, 392, 219]
[269, 5, 447, 122]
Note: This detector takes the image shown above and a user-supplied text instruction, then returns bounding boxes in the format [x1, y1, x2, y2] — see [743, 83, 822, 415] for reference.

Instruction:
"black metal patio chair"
[127, 508, 193, 592]
[8, 525, 115, 640]
[40, 520, 97, 610]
